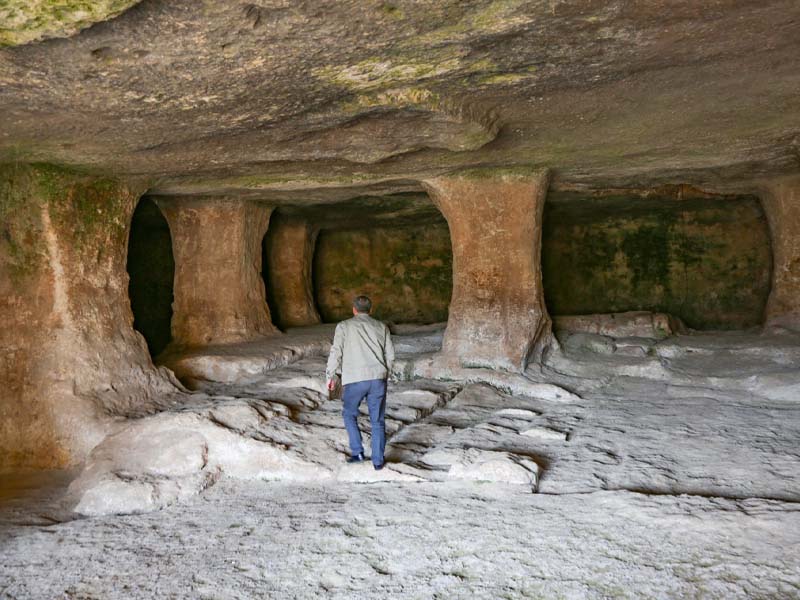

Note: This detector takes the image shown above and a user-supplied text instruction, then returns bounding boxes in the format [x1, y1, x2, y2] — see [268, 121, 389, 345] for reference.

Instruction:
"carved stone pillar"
[759, 176, 800, 329]
[157, 197, 278, 346]
[0, 165, 179, 469]
[265, 214, 321, 329]
[422, 168, 553, 371]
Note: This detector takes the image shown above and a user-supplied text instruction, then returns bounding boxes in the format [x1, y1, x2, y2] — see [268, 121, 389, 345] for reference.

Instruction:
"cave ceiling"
[1, 0, 799, 203]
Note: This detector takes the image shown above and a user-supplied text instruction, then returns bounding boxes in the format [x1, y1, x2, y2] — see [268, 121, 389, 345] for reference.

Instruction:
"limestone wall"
[312, 193, 771, 330]
[0, 165, 179, 470]
[314, 226, 452, 324]
[542, 193, 771, 330]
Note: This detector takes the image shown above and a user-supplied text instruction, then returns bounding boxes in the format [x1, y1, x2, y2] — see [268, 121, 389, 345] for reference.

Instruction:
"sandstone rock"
[0, 0, 141, 46]
[2, 3, 798, 190]
[757, 176, 800, 330]
[519, 427, 568, 441]
[0, 165, 182, 470]
[495, 408, 540, 419]
[264, 214, 321, 329]
[555, 311, 683, 339]
[158, 326, 334, 386]
[409, 355, 580, 402]
[444, 449, 539, 490]
[157, 197, 278, 347]
[422, 169, 553, 371]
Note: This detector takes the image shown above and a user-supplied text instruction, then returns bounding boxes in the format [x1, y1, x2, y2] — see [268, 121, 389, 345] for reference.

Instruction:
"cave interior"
[2, 1, 800, 597]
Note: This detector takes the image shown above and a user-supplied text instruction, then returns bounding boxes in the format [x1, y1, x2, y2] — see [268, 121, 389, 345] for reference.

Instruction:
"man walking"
[326, 295, 395, 470]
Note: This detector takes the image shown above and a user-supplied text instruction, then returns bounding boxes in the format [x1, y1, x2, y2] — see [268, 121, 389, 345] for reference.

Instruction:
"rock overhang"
[0, 0, 798, 199]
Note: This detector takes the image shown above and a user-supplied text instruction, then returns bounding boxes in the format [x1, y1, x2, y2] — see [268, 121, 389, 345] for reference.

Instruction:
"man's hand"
[327, 378, 337, 391]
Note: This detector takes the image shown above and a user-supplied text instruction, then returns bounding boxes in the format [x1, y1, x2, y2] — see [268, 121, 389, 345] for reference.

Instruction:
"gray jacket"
[326, 313, 395, 385]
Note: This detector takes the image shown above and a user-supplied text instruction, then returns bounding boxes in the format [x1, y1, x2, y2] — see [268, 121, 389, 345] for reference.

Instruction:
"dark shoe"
[346, 452, 365, 463]
[373, 462, 385, 471]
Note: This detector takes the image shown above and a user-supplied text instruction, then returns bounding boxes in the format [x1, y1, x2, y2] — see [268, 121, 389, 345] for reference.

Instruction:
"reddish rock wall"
[423, 169, 553, 371]
[264, 214, 321, 329]
[157, 197, 278, 347]
[0, 165, 179, 470]
[758, 177, 800, 329]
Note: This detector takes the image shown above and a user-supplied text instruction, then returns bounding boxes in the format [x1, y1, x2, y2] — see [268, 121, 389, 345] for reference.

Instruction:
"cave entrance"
[541, 189, 772, 330]
[126, 196, 175, 357]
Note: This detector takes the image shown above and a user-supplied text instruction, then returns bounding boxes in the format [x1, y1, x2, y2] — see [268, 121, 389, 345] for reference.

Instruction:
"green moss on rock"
[0, 163, 133, 286]
[314, 225, 452, 323]
[542, 193, 771, 329]
[0, 0, 141, 46]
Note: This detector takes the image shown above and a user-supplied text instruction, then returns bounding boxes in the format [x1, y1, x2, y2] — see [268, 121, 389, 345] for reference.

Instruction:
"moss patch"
[0, 0, 141, 46]
[542, 193, 771, 329]
[314, 225, 452, 323]
[34, 163, 130, 251]
[0, 162, 132, 286]
[0, 164, 45, 283]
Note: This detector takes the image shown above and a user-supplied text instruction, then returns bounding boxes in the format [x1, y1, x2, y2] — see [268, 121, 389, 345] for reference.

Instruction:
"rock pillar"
[759, 176, 800, 329]
[157, 197, 278, 346]
[0, 165, 180, 470]
[264, 214, 321, 329]
[422, 168, 553, 371]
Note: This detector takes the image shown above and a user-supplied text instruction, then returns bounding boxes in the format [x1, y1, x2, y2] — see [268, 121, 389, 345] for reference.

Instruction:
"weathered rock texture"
[157, 197, 278, 347]
[2, 2, 799, 193]
[758, 177, 800, 329]
[0, 164, 179, 470]
[126, 197, 174, 356]
[263, 214, 320, 329]
[423, 169, 552, 371]
[542, 190, 771, 329]
[553, 311, 683, 339]
[308, 190, 771, 329]
[0, 0, 141, 46]
[314, 225, 452, 324]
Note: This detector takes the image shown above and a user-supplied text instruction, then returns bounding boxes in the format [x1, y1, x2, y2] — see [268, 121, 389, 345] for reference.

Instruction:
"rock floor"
[2, 326, 800, 598]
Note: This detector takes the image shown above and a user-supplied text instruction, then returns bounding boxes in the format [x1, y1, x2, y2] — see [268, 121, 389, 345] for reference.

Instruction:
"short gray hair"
[353, 295, 372, 313]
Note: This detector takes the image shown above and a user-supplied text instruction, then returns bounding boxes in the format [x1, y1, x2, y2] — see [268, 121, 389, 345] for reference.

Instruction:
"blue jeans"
[342, 378, 387, 466]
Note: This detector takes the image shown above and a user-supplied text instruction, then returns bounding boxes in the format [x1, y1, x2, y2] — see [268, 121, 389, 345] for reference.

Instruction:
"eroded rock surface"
[4, 324, 800, 597]
[2, 2, 799, 191]
[157, 197, 278, 346]
[263, 213, 321, 329]
[47, 322, 800, 519]
[423, 169, 553, 371]
[0, 165, 181, 470]
[0, 0, 141, 46]
[758, 176, 800, 330]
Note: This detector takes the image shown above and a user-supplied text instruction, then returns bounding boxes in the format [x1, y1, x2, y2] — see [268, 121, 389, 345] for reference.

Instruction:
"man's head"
[352, 295, 372, 315]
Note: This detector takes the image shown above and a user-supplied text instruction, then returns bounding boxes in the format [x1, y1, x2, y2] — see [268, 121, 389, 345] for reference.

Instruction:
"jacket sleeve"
[384, 325, 395, 375]
[326, 323, 344, 381]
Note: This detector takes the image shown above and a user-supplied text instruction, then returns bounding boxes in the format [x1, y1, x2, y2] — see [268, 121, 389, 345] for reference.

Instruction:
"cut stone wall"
[542, 192, 771, 330]
[0, 164, 179, 470]
[314, 225, 452, 324]
[311, 191, 771, 330]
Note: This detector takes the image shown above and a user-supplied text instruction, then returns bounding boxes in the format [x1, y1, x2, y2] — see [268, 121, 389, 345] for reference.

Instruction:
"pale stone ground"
[2, 324, 800, 599]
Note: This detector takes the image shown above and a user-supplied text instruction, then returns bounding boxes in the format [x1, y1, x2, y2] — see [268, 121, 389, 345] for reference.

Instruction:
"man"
[326, 295, 395, 470]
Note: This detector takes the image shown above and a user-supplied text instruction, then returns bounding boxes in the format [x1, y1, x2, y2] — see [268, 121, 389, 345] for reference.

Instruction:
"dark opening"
[126, 197, 175, 356]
